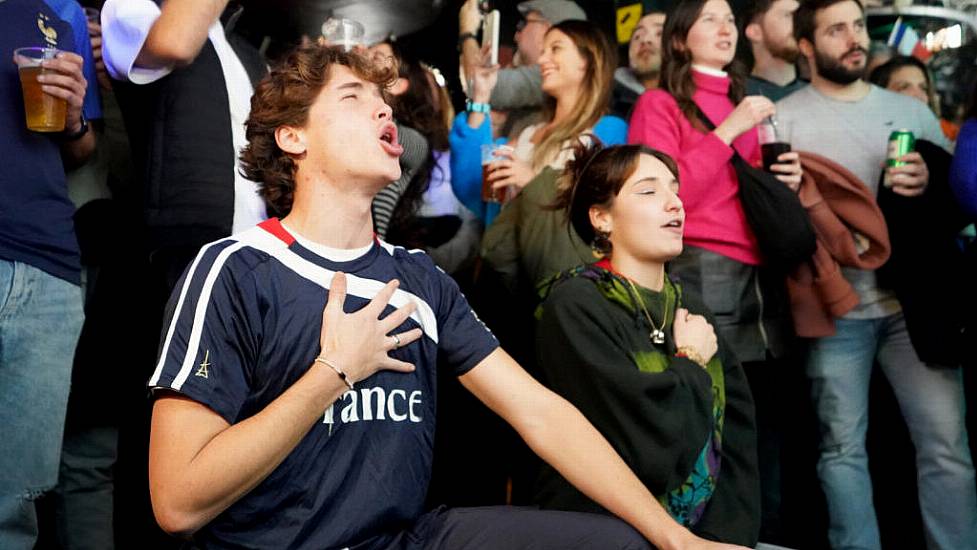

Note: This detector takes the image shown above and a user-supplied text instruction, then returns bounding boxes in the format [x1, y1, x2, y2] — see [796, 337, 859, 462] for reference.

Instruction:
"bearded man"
[775, 1, 977, 548]
[743, 0, 805, 101]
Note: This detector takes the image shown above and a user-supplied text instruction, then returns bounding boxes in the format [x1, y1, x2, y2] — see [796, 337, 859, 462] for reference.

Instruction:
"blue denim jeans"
[807, 313, 977, 550]
[0, 260, 83, 550]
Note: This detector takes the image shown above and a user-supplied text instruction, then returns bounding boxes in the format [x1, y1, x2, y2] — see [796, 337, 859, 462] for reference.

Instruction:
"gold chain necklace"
[626, 279, 669, 345]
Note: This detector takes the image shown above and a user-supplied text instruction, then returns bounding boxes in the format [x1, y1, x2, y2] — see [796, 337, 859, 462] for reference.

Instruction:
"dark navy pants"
[377, 505, 653, 550]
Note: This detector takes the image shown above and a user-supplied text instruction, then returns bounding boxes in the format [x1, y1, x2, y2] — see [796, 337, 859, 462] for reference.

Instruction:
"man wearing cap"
[458, 0, 587, 114]
[611, 10, 666, 118]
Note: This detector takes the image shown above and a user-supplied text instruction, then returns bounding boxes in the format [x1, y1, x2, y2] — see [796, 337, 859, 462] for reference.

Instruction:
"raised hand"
[486, 150, 536, 195]
[316, 272, 423, 386]
[459, 0, 481, 35]
[886, 151, 929, 197]
[34, 51, 88, 133]
[672, 308, 718, 367]
[714, 96, 776, 145]
[770, 150, 803, 192]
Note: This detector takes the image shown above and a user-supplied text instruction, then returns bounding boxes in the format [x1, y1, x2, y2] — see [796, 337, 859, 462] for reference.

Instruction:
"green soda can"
[884, 129, 915, 187]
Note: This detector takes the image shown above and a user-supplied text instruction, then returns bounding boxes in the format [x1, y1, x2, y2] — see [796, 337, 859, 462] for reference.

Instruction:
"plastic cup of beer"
[481, 143, 514, 203]
[321, 18, 365, 52]
[14, 47, 67, 132]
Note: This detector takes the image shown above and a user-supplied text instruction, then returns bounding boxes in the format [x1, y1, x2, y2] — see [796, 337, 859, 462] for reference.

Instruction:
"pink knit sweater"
[628, 69, 763, 265]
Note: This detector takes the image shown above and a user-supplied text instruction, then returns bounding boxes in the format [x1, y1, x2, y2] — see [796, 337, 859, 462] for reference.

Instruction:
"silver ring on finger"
[391, 333, 401, 348]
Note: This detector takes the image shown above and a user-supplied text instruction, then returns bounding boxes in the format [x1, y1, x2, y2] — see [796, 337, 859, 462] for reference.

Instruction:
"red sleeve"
[628, 91, 735, 212]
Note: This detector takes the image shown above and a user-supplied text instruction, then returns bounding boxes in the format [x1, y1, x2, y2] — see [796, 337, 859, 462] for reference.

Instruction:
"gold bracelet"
[315, 356, 354, 390]
[676, 346, 708, 369]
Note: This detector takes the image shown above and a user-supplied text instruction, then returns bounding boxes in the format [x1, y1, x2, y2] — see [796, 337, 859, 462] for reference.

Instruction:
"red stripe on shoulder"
[258, 218, 296, 246]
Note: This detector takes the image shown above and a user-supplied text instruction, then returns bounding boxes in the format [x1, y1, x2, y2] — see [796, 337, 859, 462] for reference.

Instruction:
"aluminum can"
[884, 129, 915, 187]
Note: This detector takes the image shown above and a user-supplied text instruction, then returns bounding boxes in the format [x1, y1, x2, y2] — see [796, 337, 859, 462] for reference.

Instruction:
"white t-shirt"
[101, 0, 266, 233]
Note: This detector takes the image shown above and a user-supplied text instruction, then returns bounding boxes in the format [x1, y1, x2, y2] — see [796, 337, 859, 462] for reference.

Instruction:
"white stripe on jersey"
[148, 238, 233, 388]
[239, 228, 439, 343]
[149, 227, 440, 391]
[173, 241, 251, 389]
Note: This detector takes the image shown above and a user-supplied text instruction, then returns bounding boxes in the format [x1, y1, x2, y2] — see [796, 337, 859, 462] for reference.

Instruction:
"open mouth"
[662, 219, 684, 234]
[378, 123, 404, 156]
[716, 40, 733, 50]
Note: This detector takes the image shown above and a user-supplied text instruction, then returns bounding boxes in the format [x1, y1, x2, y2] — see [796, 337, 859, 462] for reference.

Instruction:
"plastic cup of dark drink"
[762, 142, 792, 172]
[13, 47, 67, 132]
[481, 144, 514, 203]
[758, 117, 791, 173]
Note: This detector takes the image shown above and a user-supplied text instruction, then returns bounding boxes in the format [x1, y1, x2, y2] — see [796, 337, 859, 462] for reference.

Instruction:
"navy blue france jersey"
[148, 218, 498, 549]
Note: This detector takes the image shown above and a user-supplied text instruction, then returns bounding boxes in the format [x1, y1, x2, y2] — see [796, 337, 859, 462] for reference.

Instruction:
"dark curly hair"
[240, 45, 398, 217]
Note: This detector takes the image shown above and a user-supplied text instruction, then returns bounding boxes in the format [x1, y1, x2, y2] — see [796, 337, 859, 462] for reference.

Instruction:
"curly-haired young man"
[144, 45, 749, 550]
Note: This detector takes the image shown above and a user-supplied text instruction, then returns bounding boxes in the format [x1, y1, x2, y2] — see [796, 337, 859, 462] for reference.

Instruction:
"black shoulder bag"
[694, 106, 816, 272]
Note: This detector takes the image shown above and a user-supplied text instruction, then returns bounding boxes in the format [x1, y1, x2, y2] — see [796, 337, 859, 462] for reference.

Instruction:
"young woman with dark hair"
[868, 55, 958, 141]
[627, 0, 801, 385]
[627, 0, 803, 541]
[534, 142, 760, 546]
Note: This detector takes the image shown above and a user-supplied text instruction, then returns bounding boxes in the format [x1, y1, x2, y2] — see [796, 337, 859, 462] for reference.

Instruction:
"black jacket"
[534, 274, 760, 546]
[114, 7, 266, 252]
[877, 140, 974, 367]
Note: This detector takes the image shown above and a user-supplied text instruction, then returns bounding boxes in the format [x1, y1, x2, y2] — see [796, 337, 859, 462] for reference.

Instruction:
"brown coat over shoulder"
[787, 152, 891, 337]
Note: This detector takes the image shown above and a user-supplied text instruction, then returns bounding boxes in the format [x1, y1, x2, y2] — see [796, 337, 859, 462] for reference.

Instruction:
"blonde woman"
[479, 19, 627, 290]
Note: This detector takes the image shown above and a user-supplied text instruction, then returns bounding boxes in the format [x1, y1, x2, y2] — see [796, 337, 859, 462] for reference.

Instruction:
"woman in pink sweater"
[627, 0, 802, 541]
[628, 0, 802, 359]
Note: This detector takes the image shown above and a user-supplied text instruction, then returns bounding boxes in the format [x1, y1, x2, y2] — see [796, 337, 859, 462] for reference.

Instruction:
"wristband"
[466, 100, 491, 114]
[315, 356, 354, 390]
[458, 32, 478, 52]
[675, 347, 708, 369]
[60, 115, 89, 141]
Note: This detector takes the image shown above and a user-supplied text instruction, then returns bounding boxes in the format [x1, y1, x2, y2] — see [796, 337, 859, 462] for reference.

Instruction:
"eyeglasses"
[516, 17, 548, 32]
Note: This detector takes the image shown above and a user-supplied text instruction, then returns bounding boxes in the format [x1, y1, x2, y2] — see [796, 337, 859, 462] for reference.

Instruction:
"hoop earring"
[591, 229, 612, 258]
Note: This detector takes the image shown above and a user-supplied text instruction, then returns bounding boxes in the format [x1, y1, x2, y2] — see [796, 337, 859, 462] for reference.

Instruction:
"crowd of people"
[2, 0, 977, 549]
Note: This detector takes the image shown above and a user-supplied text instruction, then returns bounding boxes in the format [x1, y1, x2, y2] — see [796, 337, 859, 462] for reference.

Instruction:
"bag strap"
[692, 104, 754, 171]
[693, 103, 718, 131]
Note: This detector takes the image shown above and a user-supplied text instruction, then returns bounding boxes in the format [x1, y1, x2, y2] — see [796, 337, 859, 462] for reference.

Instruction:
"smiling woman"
[479, 19, 628, 291]
[533, 142, 761, 546]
